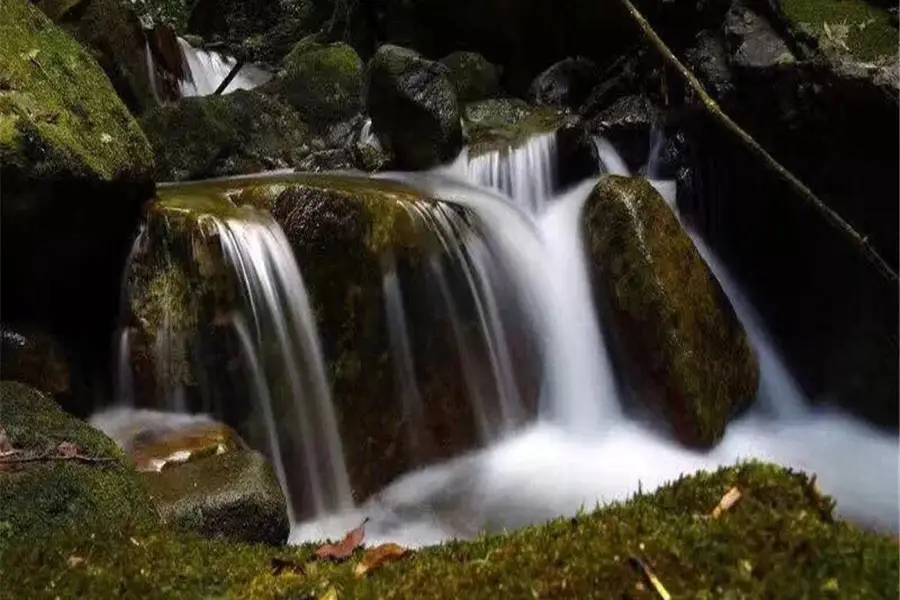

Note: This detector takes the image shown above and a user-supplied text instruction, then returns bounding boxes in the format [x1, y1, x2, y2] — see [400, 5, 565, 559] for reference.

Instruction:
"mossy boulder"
[140, 90, 314, 181]
[0, 0, 154, 364]
[0, 324, 70, 398]
[366, 44, 464, 170]
[439, 51, 502, 103]
[35, 0, 158, 114]
[527, 57, 601, 109]
[463, 98, 563, 156]
[3, 461, 898, 597]
[143, 450, 289, 545]
[266, 39, 363, 131]
[0, 381, 159, 557]
[582, 175, 759, 447]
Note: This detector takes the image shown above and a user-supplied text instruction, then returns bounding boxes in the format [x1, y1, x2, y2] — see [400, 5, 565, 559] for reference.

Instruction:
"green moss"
[0, 0, 153, 181]
[0, 382, 159, 557]
[3, 462, 897, 598]
[583, 176, 759, 446]
[464, 99, 564, 156]
[440, 51, 501, 103]
[781, 0, 896, 61]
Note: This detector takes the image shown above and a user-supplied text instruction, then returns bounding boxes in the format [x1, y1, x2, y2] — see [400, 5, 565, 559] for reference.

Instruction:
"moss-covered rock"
[366, 44, 463, 170]
[140, 90, 313, 181]
[262, 39, 364, 135]
[463, 98, 563, 156]
[0, 381, 159, 557]
[3, 461, 898, 598]
[582, 175, 759, 447]
[35, 0, 158, 114]
[0, 324, 70, 398]
[143, 450, 289, 545]
[127, 417, 246, 472]
[0, 0, 154, 368]
[439, 51, 502, 103]
[780, 0, 896, 61]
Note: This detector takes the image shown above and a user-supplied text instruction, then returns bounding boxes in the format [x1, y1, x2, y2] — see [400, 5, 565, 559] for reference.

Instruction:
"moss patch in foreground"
[781, 0, 896, 61]
[3, 462, 897, 598]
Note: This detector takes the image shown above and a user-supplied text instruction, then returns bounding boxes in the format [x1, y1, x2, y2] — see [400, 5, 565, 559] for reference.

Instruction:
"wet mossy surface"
[780, 0, 896, 61]
[583, 175, 759, 447]
[2, 461, 897, 598]
[439, 51, 502, 103]
[463, 99, 564, 156]
[0, 382, 159, 557]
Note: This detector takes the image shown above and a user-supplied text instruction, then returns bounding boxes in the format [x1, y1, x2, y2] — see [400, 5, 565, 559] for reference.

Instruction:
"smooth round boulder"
[366, 44, 463, 170]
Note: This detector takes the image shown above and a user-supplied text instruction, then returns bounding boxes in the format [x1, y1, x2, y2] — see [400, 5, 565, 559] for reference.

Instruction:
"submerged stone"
[366, 44, 464, 170]
[143, 450, 289, 545]
[582, 175, 759, 448]
[0, 381, 159, 557]
[140, 90, 314, 181]
[439, 51, 502, 103]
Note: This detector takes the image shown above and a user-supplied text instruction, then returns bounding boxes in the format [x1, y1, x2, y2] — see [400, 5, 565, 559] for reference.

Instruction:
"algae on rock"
[582, 175, 759, 447]
[463, 98, 563, 156]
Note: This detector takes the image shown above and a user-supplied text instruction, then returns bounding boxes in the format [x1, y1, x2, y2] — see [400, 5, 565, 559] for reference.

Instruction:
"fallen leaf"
[57, 442, 80, 458]
[354, 543, 410, 578]
[315, 517, 369, 562]
[67, 555, 86, 568]
[710, 486, 742, 519]
[270, 557, 305, 576]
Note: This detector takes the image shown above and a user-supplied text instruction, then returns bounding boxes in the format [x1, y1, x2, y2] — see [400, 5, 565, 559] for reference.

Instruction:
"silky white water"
[177, 39, 271, 96]
[290, 136, 898, 547]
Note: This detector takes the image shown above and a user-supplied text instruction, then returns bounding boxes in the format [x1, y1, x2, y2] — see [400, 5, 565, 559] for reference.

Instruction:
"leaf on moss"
[711, 486, 743, 519]
[315, 517, 369, 562]
[67, 555, 86, 568]
[354, 543, 410, 578]
[57, 441, 80, 458]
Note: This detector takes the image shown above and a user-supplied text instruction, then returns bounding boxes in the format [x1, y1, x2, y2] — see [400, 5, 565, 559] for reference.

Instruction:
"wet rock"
[140, 90, 313, 181]
[0, 381, 160, 555]
[0, 325, 70, 398]
[262, 39, 364, 135]
[35, 0, 158, 114]
[365, 44, 463, 170]
[439, 51, 502, 102]
[463, 98, 563, 155]
[554, 122, 600, 188]
[589, 95, 662, 171]
[723, 3, 796, 73]
[297, 148, 359, 172]
[0, 1, 154, 368]
[527, 57, 601, 109]
[685, 31, 736, 103]
[143, 450, 289, 545]
[582, 175, 759, 448]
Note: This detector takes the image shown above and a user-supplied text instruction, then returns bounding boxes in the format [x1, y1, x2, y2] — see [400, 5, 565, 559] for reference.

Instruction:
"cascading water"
[176, 38, 271, 97]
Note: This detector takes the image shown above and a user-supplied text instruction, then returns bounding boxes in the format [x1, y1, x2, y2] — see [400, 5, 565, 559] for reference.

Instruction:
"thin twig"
[615, 0, 898, 283]
[213, 60, 244, 96]
[629, 555, 672, 600]
[0, 452, 117, 465]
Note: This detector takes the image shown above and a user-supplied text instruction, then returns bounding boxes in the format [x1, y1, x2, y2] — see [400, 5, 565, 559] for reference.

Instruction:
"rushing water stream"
[94, 132, 898, 548]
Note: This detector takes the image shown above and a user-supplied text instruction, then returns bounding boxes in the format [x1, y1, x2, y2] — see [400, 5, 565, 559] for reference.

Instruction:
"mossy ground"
[0, 0, 153, 181]
[781, 0, 896, 61]
[2, 461, 897, 599]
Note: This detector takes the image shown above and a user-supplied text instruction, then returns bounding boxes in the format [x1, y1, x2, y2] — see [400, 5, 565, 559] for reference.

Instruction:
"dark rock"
[589, 95, 662, 171]
[143, 451, 289, 545]
[439, 51, 502, 102]
[0, 325, 70, 399]
[528, 57, 601, 109]
[684, 31, 736, 103]
[365, 44, 463, 170]
[555, 122, 600, 188]
[723, 2, 796, 73]
[0, 381, 160, 555]
[262, 39, 364, 135]
[140, 90, 313, 181]
[582, 175, 759, 448]
[463, 98, 563, 155]
[297, 148, 359, 172]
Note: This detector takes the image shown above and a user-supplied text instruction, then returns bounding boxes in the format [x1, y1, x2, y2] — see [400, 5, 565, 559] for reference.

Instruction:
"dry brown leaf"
[57, 442, 80, 459]
[710, 486, 743, 519]
[354, 543, 410, 578]
[315, 517, 369, 562]
[270, 557, 305, 576]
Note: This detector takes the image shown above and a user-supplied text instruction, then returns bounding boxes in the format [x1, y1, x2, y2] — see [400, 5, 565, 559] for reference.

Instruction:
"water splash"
[177, 38, 272, 96]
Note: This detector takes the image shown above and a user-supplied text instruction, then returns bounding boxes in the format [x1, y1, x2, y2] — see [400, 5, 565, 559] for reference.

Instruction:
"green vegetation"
[583, 176, 759, 447]
[3, 460, 897, 598]
[0, 0, 153, 182]
[0, 382, 159, 558]
[781, 0, 896, 61]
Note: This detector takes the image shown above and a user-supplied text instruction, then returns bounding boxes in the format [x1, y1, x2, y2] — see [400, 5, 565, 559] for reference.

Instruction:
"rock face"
[439, 51, 502, 103]
[0, 325, 70, 399]
[263, 39, 364, 134]
[35, 0, 158, 114]
[588, 95, 662, 172]
[0, 381, 159, 556]
[140, 90, 312, 181]
[528, 57, 601, 109]
[366, 45, 464, 170]
[582, 175, 759, 447]
[143, 450, 289, 545]
[0, 0, 155, 388]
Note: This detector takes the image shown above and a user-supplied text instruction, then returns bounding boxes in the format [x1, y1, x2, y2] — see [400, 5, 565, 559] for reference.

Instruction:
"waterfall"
[465, 133, 557, 214]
